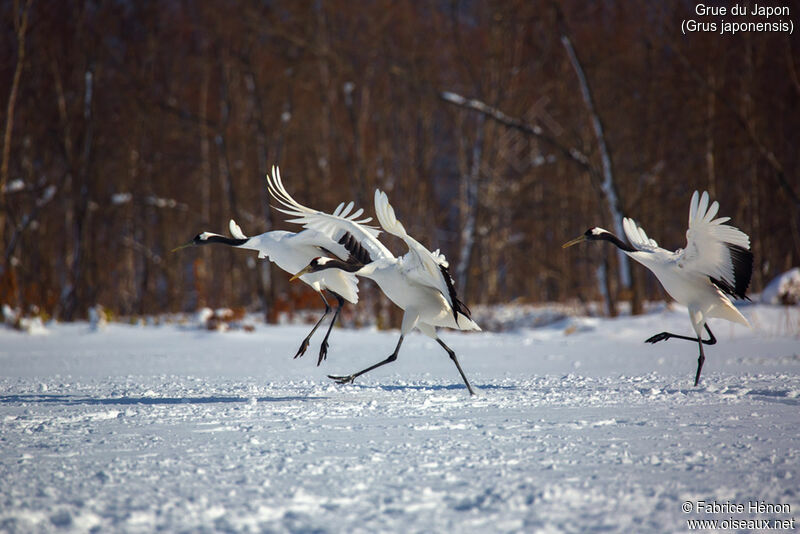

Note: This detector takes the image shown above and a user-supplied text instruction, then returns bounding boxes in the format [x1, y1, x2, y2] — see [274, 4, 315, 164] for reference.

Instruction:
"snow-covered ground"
[1, 304, 799, 533]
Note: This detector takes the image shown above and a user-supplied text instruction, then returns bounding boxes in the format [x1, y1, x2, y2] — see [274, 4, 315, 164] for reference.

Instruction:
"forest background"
[1, 0, 797, 323]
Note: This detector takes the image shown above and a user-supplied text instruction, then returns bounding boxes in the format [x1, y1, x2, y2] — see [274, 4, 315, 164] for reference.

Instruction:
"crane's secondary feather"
[622, 218, 659, 251]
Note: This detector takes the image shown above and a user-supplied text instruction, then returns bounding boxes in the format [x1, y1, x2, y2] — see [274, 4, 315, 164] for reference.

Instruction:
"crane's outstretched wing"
[622, 217, 659, 252]
[266, 166, 392, 263]
[677, 191, 752, 299]
[373, 189, 472, 324]
[231, 218, 360, 303]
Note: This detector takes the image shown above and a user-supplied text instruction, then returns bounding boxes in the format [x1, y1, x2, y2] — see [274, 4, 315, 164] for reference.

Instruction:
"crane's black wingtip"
[438, 264, 472, 322]
[711, 244, 753, 300]
[729, 244, 753, 299]
[337, 232, 372, 267]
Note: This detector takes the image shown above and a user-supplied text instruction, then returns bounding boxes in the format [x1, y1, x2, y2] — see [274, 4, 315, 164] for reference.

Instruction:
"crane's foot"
[327, 374, 356, 385]
[294, 338, 311, 359]
[694, 350, 705, 387]
[645, 332, 671, 344]
[317, 341, 329, 366]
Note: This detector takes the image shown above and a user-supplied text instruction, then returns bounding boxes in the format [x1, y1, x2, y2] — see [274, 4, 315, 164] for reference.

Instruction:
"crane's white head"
[172, 232, 210, 252]
[562, 227, 612, 248]
[290, 256, 360, 281]
[171, 231, 246, 252]
[289, 257, 331, 281]
[194, 232, 216, 243]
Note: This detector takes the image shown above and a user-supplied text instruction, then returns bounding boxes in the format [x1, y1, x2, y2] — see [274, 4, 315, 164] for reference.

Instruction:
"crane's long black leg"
[294, 293, 330, 359]
[317, 294, 345, 366]
[646, 324, 716, 345]
[693, 325, 716, 386]
[328, 335, 404, 385]
[703, 324, 716, 345]
[694, 340, 706, 387]
[436, 337, 476, 396]
[646, 325, 716, 386]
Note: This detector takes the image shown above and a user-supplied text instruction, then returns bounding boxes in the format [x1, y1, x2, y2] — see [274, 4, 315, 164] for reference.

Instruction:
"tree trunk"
[560, 30, 635, 315]
[60, 70, 94, 320]
[243, 67, 275, 319]
[0, 0, 34, 251]
[705, 68, 717, 197]
[196, 60, 212, 309]
[455, 114, 484, 298]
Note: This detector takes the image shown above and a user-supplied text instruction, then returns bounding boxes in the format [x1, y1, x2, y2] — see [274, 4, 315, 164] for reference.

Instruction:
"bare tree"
[0, 0, 34, 247]
[1, 1, 796, 320]
[455, 115, 484, 297]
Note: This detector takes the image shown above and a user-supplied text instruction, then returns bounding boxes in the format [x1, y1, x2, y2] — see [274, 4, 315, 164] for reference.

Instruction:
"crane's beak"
[562, 235, 586, 249]
[289, 265, 313, 282]
[171, 241, 195, 253]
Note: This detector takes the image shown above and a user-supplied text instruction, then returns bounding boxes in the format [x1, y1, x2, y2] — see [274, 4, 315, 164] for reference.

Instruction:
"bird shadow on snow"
[340, 383, 518, 393]
[0, 394, 327, 406]
[0, 383, 520, 406]
[635, 386, 800, 406]
[744, 389, 800, 406]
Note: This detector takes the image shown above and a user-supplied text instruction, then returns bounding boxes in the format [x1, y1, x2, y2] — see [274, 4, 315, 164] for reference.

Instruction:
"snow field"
[1, 304, 798, 533]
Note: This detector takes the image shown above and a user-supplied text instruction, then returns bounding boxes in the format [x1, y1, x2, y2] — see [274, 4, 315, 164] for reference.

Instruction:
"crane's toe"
[294, 339, 310, 359]
[328, 374, 356, 385]
[317, 341, 329, 366]
[645, 332, 671, 344]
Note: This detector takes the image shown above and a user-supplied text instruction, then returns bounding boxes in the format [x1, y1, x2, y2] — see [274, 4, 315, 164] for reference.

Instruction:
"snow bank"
[762, 268, 800, 305]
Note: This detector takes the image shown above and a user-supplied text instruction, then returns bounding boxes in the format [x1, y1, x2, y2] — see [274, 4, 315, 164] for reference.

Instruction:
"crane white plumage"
[563, 191, 753, 386]
[266, 166, 390, 263]
[174, 168, 367, 365]
[280, 183, 480, 395]
[372, 190, 472, 326]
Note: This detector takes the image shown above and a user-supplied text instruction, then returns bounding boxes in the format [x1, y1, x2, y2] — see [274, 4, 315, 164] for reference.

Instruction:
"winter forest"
[1, 0, 798, 322]
[3, 3, 800, 532]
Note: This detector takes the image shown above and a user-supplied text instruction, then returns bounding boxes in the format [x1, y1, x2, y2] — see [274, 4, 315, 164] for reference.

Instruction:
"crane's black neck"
[309, 257, 362, 273]
[590, 231, 636, 253]
[197, 235, 248, 247]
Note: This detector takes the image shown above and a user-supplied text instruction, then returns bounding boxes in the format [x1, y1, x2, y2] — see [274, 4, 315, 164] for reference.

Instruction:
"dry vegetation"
[0, 1, 798, 321]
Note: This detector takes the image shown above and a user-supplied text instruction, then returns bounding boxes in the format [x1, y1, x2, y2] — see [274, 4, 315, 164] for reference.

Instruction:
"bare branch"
[439, 91, 597, 176]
